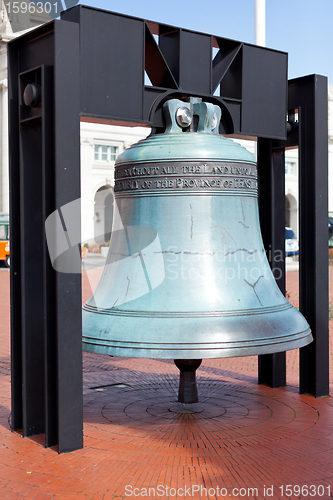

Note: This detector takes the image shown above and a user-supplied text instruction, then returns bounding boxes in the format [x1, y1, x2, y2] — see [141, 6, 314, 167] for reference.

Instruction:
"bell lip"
[82, 301, 312, 359]
[82, 330, 313, 359]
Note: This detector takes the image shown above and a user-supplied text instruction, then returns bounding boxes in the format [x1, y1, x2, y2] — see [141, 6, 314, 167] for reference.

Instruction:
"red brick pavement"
[0, 267, 332, 500]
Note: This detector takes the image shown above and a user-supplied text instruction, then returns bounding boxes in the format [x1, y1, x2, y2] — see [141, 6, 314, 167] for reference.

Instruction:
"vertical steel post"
[8, 21, 83, 452]
[42, 65, 57, 447]
[18, 69, 46, 437]
[53, 22, 83, 452]
[8, 35, 22, 434]
[296, 76, 329, 397]
[257, 139, 287, 387]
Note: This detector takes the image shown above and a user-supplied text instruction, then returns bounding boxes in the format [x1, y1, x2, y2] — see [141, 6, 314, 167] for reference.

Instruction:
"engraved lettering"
[114, 161, 258, 195]
[127, 180, 138, 190]
[182, 165, 201, 174]
[114, 180, 139, 192]
[117, 166, 160, 178]
[161, 166, 177, 174]
[234, 178, 255, 188]
[141, 180, 152, 189]
[154, 179, 174, 188]
[211, 165, 224, 174]
[114, 181, 122, 192]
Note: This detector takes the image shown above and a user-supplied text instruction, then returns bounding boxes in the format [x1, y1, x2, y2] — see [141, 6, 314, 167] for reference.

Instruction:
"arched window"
[285, 194, 298, 236]
[285, 196, 290, 227]
[94, 185, 114, 244]
[104, 191, 113, 243]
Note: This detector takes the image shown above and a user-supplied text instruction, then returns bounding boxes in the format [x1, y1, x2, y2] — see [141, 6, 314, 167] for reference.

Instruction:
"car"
[329, 217, 333, 247]
[285, 227, 299, 257]
[0, 213, 9, 267]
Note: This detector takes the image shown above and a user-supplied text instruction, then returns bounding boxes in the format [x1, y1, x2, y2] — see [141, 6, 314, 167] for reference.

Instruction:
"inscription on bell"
[114, 161, 258, 195]
[115, 161, 257, 179]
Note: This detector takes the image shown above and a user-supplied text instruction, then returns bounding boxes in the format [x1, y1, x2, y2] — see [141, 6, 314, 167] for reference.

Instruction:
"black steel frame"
[8, 5, 329, 452]
[9, 20, 82, 453]
[258, 75, 329, 393]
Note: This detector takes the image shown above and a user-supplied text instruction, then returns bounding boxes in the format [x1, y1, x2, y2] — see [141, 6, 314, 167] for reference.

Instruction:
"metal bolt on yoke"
[23, 83, 41, 108]
[176, 107, 192, 128]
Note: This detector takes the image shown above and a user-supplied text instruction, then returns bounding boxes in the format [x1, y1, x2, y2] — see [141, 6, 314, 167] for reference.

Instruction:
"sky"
[76, 0, 333, 85]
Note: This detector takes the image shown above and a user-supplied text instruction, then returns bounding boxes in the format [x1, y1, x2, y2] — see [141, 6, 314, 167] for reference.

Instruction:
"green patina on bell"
[82, 98, 312, 360]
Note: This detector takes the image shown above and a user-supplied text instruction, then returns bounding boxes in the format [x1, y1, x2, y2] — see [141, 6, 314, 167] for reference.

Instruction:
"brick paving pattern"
[0, 266, 332, 499]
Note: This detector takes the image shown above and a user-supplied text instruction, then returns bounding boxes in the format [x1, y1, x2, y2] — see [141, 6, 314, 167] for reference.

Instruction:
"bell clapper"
[174, 359, 202, 404]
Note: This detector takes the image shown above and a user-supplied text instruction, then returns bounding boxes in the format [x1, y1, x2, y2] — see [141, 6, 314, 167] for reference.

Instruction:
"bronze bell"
[82, 98, 312, 403]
